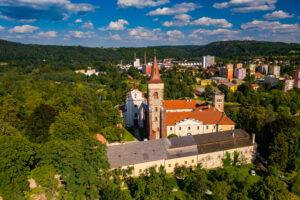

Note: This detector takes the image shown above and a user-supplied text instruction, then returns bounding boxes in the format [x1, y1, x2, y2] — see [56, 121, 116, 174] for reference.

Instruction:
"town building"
[251, 84, 260, 91]
[258, 64, 268, 75]
[255, 72, 265, 80]
[234, 68, 246, 80]
[220, 65, 234, 79]
[265, 75, 279, 87]
[234, 63, 243, 69]
[249, 64, 256, 72]
[284, 79, 294, 92]
[293, 69, 300, 88]
[107, 129, 256, 176]
[75, 67, 99, 76]
[201, 55, 215, 68]
[269, 65, 280, 78]
[221, 82, 238, 92]
[200, 79, 213, 86]
[178, 61, 201, 67]
[210, 77, 229, 84]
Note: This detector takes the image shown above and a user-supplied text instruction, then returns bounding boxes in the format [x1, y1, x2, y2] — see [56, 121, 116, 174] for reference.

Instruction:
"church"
[110, 56, 256, 176]
[122, 55, 235, 140]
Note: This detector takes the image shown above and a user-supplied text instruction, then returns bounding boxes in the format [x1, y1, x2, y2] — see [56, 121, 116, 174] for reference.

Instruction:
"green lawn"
[123, 130, 135, 141]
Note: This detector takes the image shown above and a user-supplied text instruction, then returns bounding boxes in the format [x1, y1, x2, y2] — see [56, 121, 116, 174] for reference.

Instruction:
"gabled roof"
[163, 100, 199, 110]
[166, 105, 235, 126]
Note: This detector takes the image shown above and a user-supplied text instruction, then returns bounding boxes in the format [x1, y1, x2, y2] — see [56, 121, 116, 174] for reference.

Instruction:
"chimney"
[213, 107, 216, 111]
[252, 133, 255, 144]
[208, 105, 210, 109]
[231, 132, 234, 137]
[186, 99, 188, 102]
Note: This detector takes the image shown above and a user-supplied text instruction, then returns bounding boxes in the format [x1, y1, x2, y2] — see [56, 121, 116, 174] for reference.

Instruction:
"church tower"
[212, 92, 224, 112]
[147, 56, 165, 140]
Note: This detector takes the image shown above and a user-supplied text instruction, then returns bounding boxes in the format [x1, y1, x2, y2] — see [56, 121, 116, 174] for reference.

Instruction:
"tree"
[25, 103, 58, 143]
[291, 171, 300, 196]
[30, 165, 58, 199]
[222, 152, 232, 168]
[101, 126, 125, 142]
[49, 111, 89, 140]
[37, 137, 109, 199]
[268, 132, 289, 170]
[0, 136, 36, 199]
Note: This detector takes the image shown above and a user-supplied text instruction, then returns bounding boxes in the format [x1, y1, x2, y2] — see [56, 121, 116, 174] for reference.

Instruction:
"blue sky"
[0, 0, 299, 47]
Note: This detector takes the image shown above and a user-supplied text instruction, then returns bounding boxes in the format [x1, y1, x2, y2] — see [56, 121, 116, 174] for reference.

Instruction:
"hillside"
[0, 39, 300, 63]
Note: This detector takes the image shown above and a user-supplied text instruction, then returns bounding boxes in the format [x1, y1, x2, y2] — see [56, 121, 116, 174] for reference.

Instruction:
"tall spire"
[148, 55, 163, 83]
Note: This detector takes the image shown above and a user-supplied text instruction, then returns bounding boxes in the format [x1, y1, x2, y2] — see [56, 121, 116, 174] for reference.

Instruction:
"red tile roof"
[255, 72, 264, 76]
[166, 105, 235, 126]
[164, 100, 199, 110]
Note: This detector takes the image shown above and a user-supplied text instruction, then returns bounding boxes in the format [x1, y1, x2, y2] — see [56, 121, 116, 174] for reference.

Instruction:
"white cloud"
[8, 25, 39, 33]
[75, 18, 82, 23]
[163, 14, 192, 27]
[241, 20, 299, 33]
[66, 31, 95, 38]
[263, 10, 294, 20]
[163, 16, 232, 28]
[189, 28, 240, 37]
[0, 26, 4, 31]
[213, 0, 277, 13]
[81, 21, 94, 29]
[147, 2, 201, 16]
[242, 36, 254, 40]
[36, 31, 57, 38]
[106, 33, 121, 40]
[117, 0, 169, 8]
[0, 0, 96, 21]
[191, 17, 232, 28]
[128, 27, 163, 40]
[166, 30, 184, 40]
[99, 19, 129, 31]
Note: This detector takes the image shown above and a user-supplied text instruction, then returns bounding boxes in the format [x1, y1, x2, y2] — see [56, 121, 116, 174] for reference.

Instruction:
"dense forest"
[1, 39, 300, 63]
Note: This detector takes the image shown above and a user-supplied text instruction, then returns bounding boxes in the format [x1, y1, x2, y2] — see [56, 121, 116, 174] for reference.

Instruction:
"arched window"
[153, 92, 158, 99]
[155, 107, 158, 112]
[155, 117, 158, 121]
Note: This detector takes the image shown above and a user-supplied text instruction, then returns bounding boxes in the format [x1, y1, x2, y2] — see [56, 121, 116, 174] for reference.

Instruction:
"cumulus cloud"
[0, 0, 96, 21]
[241, 20, 299, 33]
[66, 31, 95, 39]
[118, 0, 169, 8]
[189, 28, 240, 37]
[106, 33, 121, 40]
[8, 25, 39, 33]
[163, 14, 192, 27]
[213, 0, 277, 13]
[147, 2, 201, 16]
[191, 17, 232, 28]
[163, 16, 232, 28]
[166, 30, 184, 40]
[263, 10, 294, 20]
[75, 18, 82, 23]
[128, 27, 163, 40]
[36, 31, 57, 38]
[81, 21, 94, 29]
[99, 19, 129, 31]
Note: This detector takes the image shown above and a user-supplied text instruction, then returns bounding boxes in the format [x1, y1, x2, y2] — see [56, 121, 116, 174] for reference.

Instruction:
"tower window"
[154, 92, 158, 99]
[135, 94, 137, 98]
[155, 117, 158, 121]
[188, 127, 190, 130]
[155, 107, 158, 112]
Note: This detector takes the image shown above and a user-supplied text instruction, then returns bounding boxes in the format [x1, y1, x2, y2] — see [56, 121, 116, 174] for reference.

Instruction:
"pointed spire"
[148, 54, 163, 83]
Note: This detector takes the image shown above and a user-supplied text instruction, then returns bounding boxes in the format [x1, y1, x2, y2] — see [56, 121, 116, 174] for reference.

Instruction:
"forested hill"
[1, 39, 300, 62]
